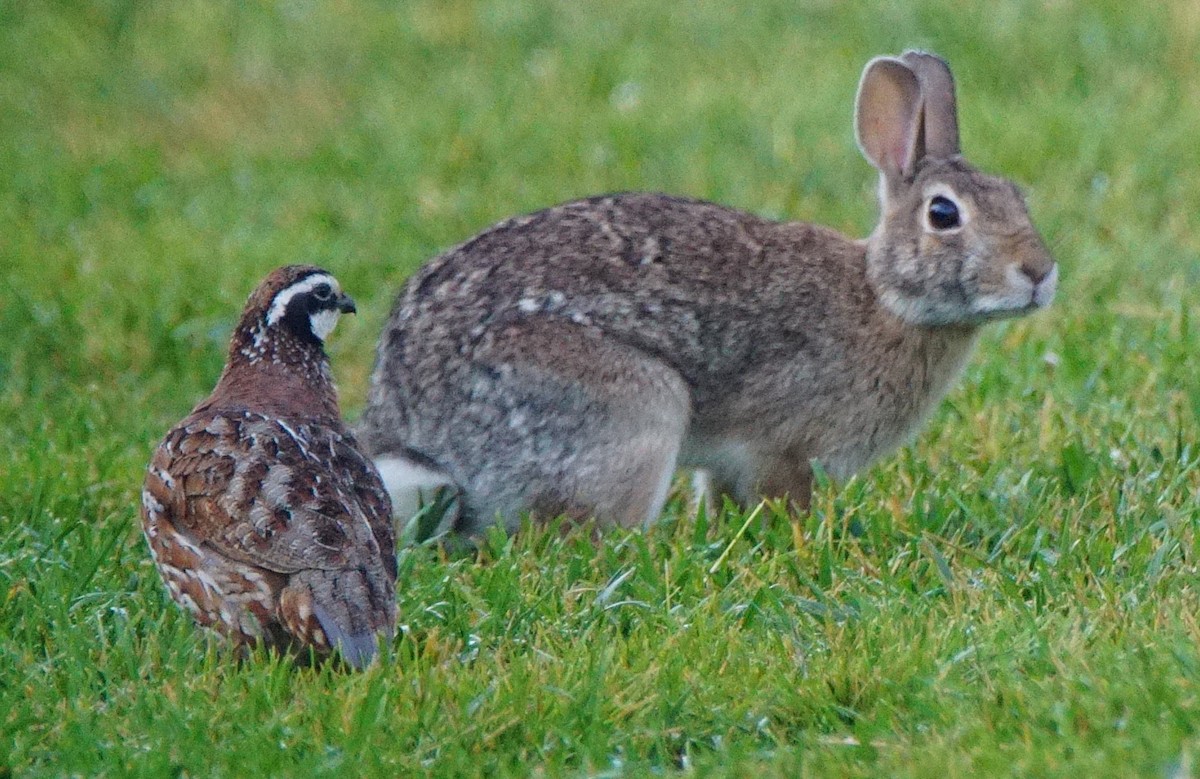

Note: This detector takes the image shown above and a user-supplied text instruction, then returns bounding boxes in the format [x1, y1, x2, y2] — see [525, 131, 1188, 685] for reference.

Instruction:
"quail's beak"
[336, 293, 357, 315]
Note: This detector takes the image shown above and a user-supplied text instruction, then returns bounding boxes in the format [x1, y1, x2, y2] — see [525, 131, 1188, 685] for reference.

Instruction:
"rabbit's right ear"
[899, 51, 960, 158]
[855, 57, 922, 179]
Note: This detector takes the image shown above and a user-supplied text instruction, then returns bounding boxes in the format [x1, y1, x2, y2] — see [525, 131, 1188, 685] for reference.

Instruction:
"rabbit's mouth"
[1031, 264, 1059, 308]
[971, 262, 1058, 320]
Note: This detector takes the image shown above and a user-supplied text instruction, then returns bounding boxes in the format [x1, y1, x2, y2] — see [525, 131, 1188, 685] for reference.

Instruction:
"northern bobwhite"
[141, 265, 396, 668]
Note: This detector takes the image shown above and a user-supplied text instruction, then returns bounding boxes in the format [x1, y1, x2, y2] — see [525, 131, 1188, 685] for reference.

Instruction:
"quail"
[141, 265, 396, 668]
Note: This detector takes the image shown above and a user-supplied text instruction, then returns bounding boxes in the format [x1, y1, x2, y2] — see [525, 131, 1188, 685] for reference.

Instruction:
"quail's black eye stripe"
[266, 273, 339, 326]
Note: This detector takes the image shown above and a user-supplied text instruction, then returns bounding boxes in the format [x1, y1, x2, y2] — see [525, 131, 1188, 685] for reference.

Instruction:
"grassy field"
[3, 0, 1200, 775]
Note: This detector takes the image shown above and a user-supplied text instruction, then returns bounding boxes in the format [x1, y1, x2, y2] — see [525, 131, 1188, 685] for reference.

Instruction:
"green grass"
[3, 0, 1200, 775]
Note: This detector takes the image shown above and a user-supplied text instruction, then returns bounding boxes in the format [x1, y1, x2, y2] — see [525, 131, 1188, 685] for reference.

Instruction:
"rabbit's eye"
[927, 196, 961, 230]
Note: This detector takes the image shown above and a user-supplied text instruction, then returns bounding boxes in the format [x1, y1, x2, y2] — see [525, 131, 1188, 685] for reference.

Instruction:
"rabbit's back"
[381, 193, 870, 412]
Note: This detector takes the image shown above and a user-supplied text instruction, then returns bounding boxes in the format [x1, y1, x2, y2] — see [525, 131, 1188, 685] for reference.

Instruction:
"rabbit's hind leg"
[452, 320, 692, 533]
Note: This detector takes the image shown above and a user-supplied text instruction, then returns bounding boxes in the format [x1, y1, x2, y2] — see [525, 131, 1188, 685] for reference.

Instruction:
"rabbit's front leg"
[750, 453, 814, 514]
[686, 444, 814, 515]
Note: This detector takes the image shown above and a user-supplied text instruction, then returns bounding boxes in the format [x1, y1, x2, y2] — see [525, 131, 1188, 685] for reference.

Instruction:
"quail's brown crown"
[214, 265, 353, 421]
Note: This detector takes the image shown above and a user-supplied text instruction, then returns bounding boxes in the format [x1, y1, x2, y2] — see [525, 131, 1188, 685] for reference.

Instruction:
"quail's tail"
[281, 567, 396, 669]
[311, 600, 384, 670]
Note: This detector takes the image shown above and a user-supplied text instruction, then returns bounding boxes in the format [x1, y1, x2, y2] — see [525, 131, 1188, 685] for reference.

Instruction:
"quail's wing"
[329, 430, 396, 579]
[148, 410, 383, 575]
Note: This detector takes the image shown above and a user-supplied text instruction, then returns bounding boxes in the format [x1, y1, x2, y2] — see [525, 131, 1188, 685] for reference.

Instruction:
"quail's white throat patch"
[266, 273, 339, 327]
[309, 309, 340, 342]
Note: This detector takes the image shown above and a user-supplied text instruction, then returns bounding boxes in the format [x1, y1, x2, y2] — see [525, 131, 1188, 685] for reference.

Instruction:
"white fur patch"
[1033, 264, 1058, 308]
[641, 450, 678, 527]
[266, 273, 338, 326]
[972, 261, 1058, 317]
[971, 264, 1033, 316]
[374, 455, 454, 521]
[679, 438, 752, 483]
[877, 287, 975, 326]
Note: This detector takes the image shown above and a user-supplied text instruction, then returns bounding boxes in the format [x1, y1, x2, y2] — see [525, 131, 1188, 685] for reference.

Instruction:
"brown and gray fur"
[359, 52, 1057, 536]
[142, 265, 396, 668]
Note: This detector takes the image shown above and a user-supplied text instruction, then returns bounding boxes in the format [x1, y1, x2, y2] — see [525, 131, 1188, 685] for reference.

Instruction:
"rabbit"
[357, 51, 1057, 537]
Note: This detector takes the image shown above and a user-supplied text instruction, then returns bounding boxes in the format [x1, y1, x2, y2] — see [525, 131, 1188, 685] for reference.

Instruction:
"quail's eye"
[311, 283, 333, 302]
[927, 195, 961, 231]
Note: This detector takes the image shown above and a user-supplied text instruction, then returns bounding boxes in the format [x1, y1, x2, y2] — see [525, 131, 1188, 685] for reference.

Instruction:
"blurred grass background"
[2, 0, 1200, 776]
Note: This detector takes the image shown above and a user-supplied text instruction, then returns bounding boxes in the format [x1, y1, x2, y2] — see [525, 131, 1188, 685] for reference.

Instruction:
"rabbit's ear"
[855, 57, 923, 178]
[900, 50, 960, 158]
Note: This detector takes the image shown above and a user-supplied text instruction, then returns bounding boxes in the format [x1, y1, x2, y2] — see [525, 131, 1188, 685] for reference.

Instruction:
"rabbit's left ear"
[855, 56, 923, 178]
[901, 50, 960, 158]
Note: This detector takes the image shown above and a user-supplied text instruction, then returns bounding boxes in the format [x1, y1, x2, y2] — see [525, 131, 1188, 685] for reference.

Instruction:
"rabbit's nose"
[1019, 260, 1052, 285]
